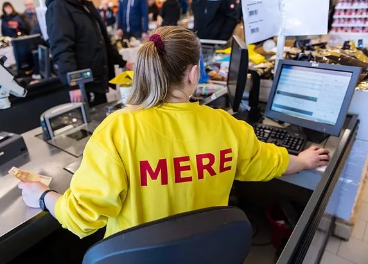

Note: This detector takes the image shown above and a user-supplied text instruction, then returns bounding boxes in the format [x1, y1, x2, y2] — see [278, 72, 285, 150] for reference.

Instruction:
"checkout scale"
[39, 69, 100, 172]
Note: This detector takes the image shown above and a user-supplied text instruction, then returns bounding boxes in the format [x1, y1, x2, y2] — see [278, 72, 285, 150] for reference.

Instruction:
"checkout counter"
[0, 40, 363, 263]
[0, 94, 360, 264]
[0, 102, 359, 264]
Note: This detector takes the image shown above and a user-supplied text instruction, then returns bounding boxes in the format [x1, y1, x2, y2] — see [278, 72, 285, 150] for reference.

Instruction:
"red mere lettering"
[196, 153, 216, 179]
[140, 159, 168, 186]
[220, 148, 233, 173]
[174, 156, 192, 183]
[140, 149, 233, 186]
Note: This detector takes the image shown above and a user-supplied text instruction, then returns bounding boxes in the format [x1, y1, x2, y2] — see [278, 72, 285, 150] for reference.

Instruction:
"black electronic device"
[38, 45, 51, 79]
[227, 35, 249, 113]
[11, 34, 43, 76]
[228, 36, 261, 122]
[253, 123, 307, 155]
[0, 132, 28, 165]
[264, 60, 361, 141]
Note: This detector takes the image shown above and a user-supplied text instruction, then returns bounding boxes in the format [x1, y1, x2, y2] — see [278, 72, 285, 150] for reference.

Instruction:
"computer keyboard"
[253, 123, 307, 155]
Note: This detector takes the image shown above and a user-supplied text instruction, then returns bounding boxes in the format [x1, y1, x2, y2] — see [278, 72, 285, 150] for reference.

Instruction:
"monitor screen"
[227, 36, 249, 113]
[265, 60, 361, 136]
[12, 34, 43, 74]
[271, 65, 352, 126]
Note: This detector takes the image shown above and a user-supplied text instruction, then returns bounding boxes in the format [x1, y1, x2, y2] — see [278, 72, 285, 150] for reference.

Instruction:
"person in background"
[192, 0, 238, 40]
[179, 0, 188, 15]
[98, 0, 116, 27]
[1, 2, 28, 38]
[46, 0, 133, 106]
[117, 0, 149, 40]
[21, 0, 38, 35]
[148, 0, 160, 22]
[161, 0, 181, 26]
[19, 27, 329, 245]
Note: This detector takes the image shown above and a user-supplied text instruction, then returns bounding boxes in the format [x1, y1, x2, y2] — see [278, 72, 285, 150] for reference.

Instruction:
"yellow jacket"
[55, 102, 289, 238]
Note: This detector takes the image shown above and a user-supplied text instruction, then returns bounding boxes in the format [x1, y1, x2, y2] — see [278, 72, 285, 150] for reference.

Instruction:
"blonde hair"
[127, 26, 200, 110]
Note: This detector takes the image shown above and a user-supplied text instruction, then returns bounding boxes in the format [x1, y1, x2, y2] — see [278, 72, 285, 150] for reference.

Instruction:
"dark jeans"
[9, 228, 105, 264]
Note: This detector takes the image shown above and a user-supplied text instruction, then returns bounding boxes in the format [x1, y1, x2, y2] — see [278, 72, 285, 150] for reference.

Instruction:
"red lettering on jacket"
[140, 159, 168, 186]
[173, 156, 192, 183]
[219, 148, 233, 173]
[196, 153, 216, 179]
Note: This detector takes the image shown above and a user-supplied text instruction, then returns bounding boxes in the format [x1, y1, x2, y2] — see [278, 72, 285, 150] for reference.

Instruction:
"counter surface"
[0, 107, 359, 263]
[0, 127, 76, 241]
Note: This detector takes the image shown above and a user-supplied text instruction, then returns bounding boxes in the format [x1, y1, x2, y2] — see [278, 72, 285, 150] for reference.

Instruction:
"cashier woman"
[19, 27, 330, 241]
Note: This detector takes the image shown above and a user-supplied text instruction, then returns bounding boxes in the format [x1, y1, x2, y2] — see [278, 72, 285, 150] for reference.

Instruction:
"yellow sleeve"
[235, 121, 289, 182]
[55, 138, 128, 238]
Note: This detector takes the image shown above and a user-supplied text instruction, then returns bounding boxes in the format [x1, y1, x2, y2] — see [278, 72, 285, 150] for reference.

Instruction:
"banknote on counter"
[9, 167, 52, 186]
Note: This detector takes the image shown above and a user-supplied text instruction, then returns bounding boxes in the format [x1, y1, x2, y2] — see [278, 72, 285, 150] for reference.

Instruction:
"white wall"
[0, 0, 26, 13]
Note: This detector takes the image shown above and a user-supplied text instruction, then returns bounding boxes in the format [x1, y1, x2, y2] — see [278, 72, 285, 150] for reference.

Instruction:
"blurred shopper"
[148, 0, 160, 22]
[192, 0, 238, 40]
[21, 0, 38, 34]
[46, 0, 132, 106]
[117, 0, 149, 40]
[98, 0, 116, 27]
[179, 0, 188, 15]
[1, 2, 28, 38]
[161, 0, 181, 26]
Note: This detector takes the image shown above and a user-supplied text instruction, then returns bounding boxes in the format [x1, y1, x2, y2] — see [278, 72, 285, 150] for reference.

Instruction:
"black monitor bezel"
[11, 34, 43, 73]
[38, 45, 50, 79]
[264, 60, 361, 136]
[227, 35, 249, 113]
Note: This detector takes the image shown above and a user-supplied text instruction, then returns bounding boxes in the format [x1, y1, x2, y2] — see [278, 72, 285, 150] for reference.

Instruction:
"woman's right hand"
[285, 146, 330, 175]
[116, 29, 123, 38]
[297, 146, 330, 170]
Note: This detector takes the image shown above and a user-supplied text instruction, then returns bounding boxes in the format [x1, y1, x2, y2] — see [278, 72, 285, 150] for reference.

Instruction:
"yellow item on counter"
[54, 103, 289, 238]
[216, 47, 232, 54]
[109, 71, 134, 85]
[248, 44, 267, 64]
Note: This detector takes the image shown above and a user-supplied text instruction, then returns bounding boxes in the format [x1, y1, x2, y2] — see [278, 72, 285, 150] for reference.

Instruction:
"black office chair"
[83, 206, 252, 264]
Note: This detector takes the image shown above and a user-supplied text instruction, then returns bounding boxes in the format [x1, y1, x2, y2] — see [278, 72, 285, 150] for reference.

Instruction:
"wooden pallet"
[334, 154, 368, 240]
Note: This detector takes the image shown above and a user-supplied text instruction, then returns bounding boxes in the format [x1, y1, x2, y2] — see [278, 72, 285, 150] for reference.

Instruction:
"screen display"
[271, 65, 352, 126]
[227, 43, 242, 107]
[50, 107, 85, 136]
[69, 73, 83, 80]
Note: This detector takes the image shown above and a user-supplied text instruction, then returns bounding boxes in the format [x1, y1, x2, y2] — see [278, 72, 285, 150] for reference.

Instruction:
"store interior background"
[0, 0, 368, 264]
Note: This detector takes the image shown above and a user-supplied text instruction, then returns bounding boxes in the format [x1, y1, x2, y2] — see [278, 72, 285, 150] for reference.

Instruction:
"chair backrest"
[83, 206, 252, 264]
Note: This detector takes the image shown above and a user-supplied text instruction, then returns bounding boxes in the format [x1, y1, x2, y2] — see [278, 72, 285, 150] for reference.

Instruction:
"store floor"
[320, 185, 368, 264]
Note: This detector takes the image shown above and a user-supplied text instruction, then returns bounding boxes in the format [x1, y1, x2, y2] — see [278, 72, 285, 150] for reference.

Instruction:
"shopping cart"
[200, 39, 228, 66]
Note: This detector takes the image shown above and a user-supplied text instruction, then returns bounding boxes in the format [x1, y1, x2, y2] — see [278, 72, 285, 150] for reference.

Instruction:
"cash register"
[227, 37, 362, 155]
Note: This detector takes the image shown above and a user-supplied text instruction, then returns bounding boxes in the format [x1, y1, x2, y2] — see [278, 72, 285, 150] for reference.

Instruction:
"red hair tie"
[149, 34, 165, 53]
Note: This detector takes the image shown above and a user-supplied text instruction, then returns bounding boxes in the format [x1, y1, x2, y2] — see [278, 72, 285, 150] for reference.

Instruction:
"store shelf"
[334, 15, 368, 18]
[332, 24, 368, 27]
[335, 5, 368, 10]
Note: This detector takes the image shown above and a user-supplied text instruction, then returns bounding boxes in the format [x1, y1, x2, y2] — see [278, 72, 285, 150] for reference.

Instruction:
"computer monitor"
[38, 45, 50, 79]
[12, 34, 43, 75]
[264, 60, 361, 137]
[227, 35, 249, 113]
